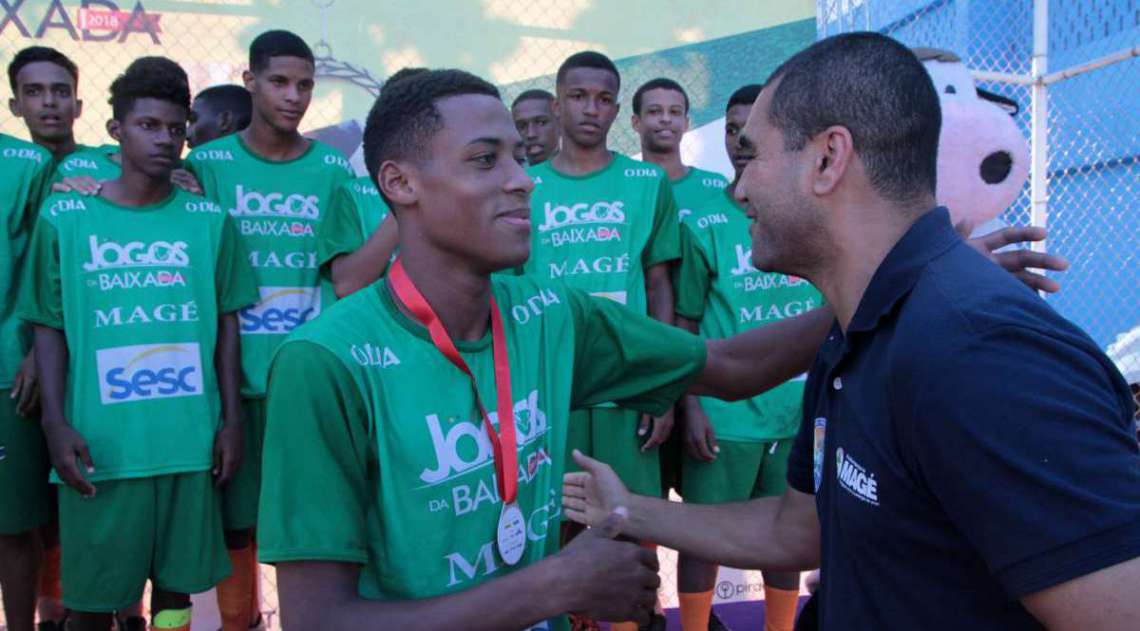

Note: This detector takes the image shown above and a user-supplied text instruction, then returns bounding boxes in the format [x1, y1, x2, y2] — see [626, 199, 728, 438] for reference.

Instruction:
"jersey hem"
[997, 516, 1140, 597]
[49, 462, 211, 485]
[258, 548, 369, 565]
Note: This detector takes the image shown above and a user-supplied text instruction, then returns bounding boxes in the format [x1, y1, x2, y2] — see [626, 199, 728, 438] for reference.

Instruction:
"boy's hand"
[213, 420, 243, 486]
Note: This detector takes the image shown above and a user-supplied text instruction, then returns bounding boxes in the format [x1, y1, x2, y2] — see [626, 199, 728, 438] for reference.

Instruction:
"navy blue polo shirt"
[787, 208, 1140, 629]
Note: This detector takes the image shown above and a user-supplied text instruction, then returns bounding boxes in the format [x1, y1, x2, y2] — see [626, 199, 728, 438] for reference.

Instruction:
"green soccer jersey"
[18, 189, 258, 482]
[51, 144, 121, 185]
[0, 134, 52, 388]
[258, 276, 706, 627]
[315, 175, 391, 276]
[185, 134, 354, 397]
[523, 153, 680, 312]
[674, 189, 823, 442]
[670, 167, 730, 223]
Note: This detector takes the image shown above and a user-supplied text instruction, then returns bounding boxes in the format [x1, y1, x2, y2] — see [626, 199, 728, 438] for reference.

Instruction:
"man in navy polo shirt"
[562, 32, 1140, 630]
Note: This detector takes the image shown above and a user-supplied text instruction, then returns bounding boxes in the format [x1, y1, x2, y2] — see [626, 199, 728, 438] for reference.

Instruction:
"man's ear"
[218, 110, 235, 133]
[631, 114, 642, 135]
[810, 125, 855, 197]
[8, 98, 21, 119]
[74, 98, 84, 120]
[106, 118, 122, 142]
[378, 160, 418, 208]
[242, 70, 255, 92]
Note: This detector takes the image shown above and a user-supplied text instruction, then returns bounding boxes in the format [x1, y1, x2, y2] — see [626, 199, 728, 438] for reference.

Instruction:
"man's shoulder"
[0, 133, 51, 170]
[186, 134, 241, 165]
[306, 140, 354, 175]
[38, 190, 93, 225]
[689, 167, 731, 190]
[896, 241, 1099, 365]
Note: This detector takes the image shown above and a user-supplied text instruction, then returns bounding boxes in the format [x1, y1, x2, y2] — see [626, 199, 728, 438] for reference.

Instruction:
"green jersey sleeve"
[673, 223, 712, 321]
[258, 340, 372, 565]
[216, 214, 260, 314]
[568, 289, 706, 415]
[316, 183, 365, 276]
[642, 177, 681, 268]
[17, 217, 64, 330]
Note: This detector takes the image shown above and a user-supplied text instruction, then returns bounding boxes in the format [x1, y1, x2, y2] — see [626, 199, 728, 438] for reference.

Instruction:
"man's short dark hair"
[765, 32, 940, 203]
[511, 89, 554, 109]
[108, 56, 190, 121]
[8, 46, 78, 93]
[726, 84, 763, 111]
[632, 78, 688, 115]
[384, 67, 429, 92]
[556, 51, 620, 89]
[249, 30, 314, 73]
[362, 69, 501, 197]
[194, 84, 252, 129]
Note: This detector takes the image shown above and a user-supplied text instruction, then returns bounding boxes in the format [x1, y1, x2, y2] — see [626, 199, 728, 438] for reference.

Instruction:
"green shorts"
[222, 397, 266, 531]
[0, 389, 53, 534]
[577, 407, 661, 497]
[58, 471, 230, 612]
[681, 439, 792, 504]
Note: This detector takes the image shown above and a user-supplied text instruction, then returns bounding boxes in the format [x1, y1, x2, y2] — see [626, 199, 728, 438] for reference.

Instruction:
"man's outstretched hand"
[563, 450, 633, 528]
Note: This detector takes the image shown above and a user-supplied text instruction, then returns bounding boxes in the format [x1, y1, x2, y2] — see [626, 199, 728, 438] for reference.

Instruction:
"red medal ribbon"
[387, 259, 518, 505]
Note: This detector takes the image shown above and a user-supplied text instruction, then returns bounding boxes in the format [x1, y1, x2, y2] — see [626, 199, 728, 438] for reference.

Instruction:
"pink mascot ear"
[936, 99, 1030, 228]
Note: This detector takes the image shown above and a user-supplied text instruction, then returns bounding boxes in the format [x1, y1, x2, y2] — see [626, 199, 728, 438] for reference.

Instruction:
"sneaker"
[709, 611, 735, 631]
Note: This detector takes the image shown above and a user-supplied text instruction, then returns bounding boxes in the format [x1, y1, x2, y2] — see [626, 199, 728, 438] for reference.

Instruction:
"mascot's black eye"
[981, 151, 1013, 184]
[945, 85, 957, 94]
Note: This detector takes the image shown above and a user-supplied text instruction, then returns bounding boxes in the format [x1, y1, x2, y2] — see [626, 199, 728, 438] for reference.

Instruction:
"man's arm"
[563, 451, 819, 571]
[1021, 557, 1140, 630]
[693, 307, 834, 401]
[330, 214, 398, 298]
[212, 313, 243, 486]
[638, 262, 677, 449]
[278, 515, 660, 631]
[34, 325, 95, 497]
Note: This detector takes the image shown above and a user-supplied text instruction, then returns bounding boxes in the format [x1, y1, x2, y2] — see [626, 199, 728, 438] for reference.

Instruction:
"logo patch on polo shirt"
[836, 447, 879, 505]
[813, 417, 826, 492]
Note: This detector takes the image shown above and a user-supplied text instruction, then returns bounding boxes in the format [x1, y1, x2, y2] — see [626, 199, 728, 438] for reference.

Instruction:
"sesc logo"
[83, 235, 190, 271]
[231, 185, 320, 220]
[96, 343, 203, 405]
[538, 200, 625, 232]
[239, 286, 320, 335]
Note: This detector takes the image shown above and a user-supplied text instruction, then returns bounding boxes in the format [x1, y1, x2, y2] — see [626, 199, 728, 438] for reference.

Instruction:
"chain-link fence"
[819, 0, 1140, 402]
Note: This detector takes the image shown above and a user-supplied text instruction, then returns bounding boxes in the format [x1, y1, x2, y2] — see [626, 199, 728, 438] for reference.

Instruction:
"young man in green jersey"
[523, 55, 680, 567]
[8, 46, 83, 162]
[512, 89, 560, 166]
[0, 65, 55, 631]
[187, 84, 252, 150]
[18, 55, 257, 631]
[669, 84, 811, 631]
[258, 66, 844, 631]
[315, 67, 428, 300]
[631, 78, 730, 218]
[183, 29, 354, 631]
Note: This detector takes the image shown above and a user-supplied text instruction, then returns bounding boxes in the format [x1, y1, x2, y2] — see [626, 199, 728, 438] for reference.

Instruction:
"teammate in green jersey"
[668, 84, 810, 631]
[259, 66, 841, 631]
[8, 46, 83, 162]
[315, 67, 428, 300]
[630, 76, 742, 631]
[317, 175, 395, 298]
[18, 56, 257, 631]
[631, 77, 730, 216]
[512, 89, 560, 166]
[187, 84, 251, 150]
[0, 102, 54, 631]
[523, 51, 681, 631]
[183, 30, 353, 631]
